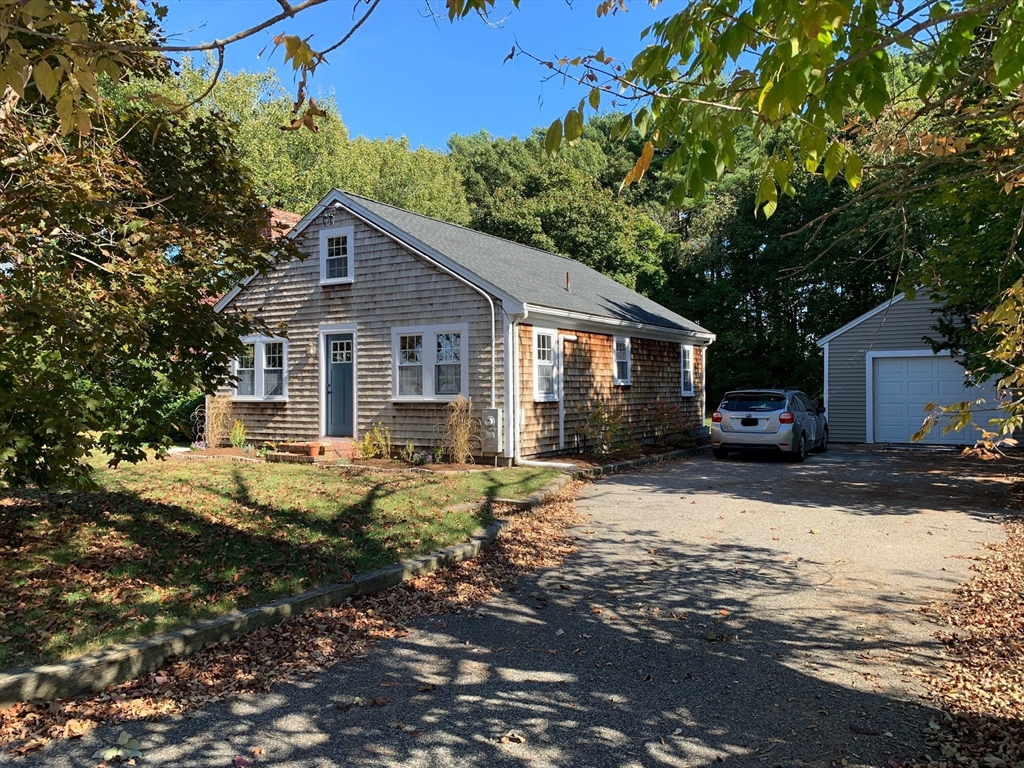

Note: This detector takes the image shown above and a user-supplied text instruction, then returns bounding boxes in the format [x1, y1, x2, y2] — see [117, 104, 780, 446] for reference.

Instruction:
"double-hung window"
[233, 336, 289, 401]
[319, 225, 355, 285]
[681, 344, 694, 396]
[613, 335, 631, 385]
[533, 327, 557, 402]
[392, 324, 468, 401]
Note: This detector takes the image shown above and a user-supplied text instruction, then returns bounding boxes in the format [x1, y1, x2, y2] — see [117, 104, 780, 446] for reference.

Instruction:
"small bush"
[643, 401, 698, 448]
[359, 423, 392, 459]
[577, 403, 630, 455]
[229, 419, 247, 449]
[400, 440, 416, 463]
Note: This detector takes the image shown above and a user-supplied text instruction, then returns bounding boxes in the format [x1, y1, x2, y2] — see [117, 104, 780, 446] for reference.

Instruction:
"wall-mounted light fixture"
[322, 201, 343, 227]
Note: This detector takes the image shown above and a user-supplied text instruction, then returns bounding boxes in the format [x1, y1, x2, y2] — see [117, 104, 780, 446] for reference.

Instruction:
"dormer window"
[320, 225, 355, 286]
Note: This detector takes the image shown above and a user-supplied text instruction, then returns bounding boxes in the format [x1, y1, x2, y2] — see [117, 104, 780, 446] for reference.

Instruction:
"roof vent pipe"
[566, 271, 571, 292]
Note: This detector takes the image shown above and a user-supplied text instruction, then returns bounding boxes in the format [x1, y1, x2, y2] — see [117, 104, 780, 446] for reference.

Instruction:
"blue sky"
[161, 0, 667, 150]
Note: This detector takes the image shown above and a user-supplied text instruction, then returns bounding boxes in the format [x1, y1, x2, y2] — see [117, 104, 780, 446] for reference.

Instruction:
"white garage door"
[872, 355, 1001, 444]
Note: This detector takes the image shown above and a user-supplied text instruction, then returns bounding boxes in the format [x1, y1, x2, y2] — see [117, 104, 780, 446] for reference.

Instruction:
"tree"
[168, 59, 471, 222]
[449, 129, 671, 293]
[6, 0, 1024, 448]
[0, 4, 297, 487]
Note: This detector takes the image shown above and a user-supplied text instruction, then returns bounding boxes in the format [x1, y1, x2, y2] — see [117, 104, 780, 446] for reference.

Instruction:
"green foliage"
[359, 423, 392, 459]
[668, 167, 906, 403]
[1, 18, 298, 488]
[166, 59, 471, 223]
[229, 420, 248, 450]
[642, 401, 698, 449]
[448, 129, 671, 292]
[400, 441, 416, 464]
[577, 404, 630, 456]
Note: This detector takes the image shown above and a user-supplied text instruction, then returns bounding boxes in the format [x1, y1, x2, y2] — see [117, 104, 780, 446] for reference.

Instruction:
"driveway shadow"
[13, 448, 1012, 767]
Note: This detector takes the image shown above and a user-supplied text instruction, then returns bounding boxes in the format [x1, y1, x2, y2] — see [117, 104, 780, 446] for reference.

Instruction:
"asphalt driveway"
[6, 447, 1012, 767]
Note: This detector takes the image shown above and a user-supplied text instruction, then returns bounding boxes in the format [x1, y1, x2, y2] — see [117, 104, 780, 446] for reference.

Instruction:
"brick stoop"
[320, 438, 359, 461]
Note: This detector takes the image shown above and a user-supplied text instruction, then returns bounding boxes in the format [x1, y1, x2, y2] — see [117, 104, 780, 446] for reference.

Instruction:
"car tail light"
[711, 411, 723, 423]
[779, 411, 795, 424]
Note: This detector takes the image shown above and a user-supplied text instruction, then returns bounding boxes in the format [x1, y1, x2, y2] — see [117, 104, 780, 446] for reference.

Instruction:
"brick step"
[276, 443, 322, 456]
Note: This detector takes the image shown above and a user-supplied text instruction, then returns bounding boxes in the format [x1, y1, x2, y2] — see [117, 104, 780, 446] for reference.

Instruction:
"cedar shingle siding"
[518, 325, 703, 456]
[215, 191, 714, 458]
[218, 207, 503, 448]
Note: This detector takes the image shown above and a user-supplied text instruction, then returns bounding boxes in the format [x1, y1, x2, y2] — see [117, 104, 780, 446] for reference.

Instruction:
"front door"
[326, 334, 353, 437]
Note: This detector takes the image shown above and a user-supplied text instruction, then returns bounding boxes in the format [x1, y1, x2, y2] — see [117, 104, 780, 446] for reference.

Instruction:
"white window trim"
[233, 335, 289, 402]
[533, 326, 558, 403]
[390, 323, 469, 402]
[613, 335, 632, 386]
[319, 225, 355, 286]
[681, 344, 695, 396]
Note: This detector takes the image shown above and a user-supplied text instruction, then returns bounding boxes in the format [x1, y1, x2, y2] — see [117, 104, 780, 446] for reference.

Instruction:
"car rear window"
[720, 393, 787, 411]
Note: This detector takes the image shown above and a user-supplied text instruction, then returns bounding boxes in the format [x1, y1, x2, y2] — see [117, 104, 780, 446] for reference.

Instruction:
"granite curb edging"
[570, 445, 706, 478]
[0, 474, 575, 707]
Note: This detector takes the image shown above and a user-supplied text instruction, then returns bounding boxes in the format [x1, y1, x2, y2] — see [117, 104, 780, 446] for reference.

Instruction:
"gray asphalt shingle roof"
[340, 191, 712, 338]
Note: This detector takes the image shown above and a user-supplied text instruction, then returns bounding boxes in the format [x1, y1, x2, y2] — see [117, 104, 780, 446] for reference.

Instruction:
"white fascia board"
[816, 293, 906, 347]
[523, 304, 716, 345]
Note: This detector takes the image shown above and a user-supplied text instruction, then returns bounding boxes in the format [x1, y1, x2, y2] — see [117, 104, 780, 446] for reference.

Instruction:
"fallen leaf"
[500, 730, 527, 744]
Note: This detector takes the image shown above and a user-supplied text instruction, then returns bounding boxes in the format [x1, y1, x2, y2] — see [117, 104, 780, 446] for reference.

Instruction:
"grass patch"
[0, 460, 559, 669]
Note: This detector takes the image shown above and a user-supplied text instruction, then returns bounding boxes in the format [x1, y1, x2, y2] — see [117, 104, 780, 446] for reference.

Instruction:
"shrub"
[400, 440, 416, 463]
[359, 422, 392, 459]
[229, 419, 247, 449]
[577, 403, 630, 455]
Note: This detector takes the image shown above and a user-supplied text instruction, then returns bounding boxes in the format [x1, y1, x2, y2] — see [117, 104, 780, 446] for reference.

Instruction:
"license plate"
[741, 418, 758, 427]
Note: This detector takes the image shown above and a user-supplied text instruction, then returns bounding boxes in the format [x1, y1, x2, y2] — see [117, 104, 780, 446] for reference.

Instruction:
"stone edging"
[0, 474, 574, 708]
[570, 446, 705, 478]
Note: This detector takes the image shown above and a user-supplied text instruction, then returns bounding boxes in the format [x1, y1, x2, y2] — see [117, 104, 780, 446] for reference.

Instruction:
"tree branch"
[321, 0, 384, 57]
[0, 0, 329, 54]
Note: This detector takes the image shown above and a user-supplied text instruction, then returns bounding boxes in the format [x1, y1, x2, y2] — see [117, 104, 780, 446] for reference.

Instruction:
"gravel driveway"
[7, 447, 1012, 768]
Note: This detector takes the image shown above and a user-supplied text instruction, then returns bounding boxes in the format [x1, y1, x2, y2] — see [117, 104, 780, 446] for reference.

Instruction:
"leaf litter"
[913, 502, 1024, 767]
[0, 484, 584, 756]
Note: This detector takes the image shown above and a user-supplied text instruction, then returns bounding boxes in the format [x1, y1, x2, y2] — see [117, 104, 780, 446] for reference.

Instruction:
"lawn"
[0, 459, 559, 670]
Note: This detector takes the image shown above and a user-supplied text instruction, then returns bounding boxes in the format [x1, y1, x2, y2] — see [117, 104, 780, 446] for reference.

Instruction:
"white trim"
[699, 345, 707, 420]
[533, 327, 558, 403]
[318, 323, 359, 440]
[680, 344, 695, 396]
[817, 293, 906, 347]
[232, 335, 289, 402]
[822, 342, 830, 412]
[613, 335, 632, 386]
[390, 323, 470, 402]
[319, 225, 355, 286]
[524, 304, 714, 345]
[864, 349, 952, 444]
[503, 311, 515, 458]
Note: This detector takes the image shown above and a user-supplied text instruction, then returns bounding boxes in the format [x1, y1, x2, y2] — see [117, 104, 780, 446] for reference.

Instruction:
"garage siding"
[824, 294, 944, 442]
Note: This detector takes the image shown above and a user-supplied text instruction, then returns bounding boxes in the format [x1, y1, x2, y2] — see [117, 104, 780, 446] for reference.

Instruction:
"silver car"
[710, 389, 828, 461]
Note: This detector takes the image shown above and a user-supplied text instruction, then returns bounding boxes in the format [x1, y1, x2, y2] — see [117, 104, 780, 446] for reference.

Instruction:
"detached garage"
[817, 292, 1002, 445]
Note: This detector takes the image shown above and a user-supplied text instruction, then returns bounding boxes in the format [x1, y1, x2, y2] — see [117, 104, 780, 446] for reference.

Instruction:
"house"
[816, 291, 1003, 444]
[213, 189, 715, 460]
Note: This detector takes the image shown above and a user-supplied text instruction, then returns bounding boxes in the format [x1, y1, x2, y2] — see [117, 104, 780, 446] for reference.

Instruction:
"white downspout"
[513, 321, 578, 470]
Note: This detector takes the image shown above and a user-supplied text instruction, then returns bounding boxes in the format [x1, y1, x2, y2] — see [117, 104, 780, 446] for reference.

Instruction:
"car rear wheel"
[713, 448, 729, 460]
[792, 433, 807, 462]
[813, 427, 828, 453]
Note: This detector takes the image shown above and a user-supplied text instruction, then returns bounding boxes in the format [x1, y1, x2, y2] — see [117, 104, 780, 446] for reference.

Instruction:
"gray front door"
[326, 334, 353, 437]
